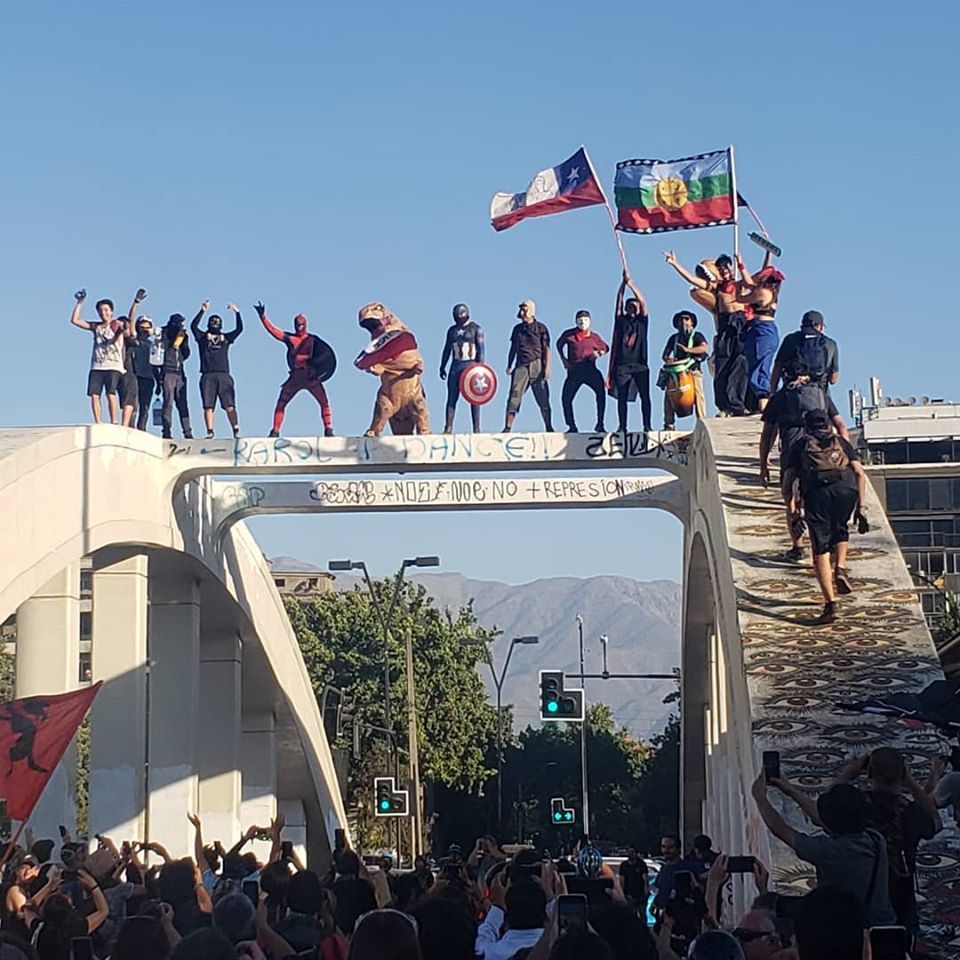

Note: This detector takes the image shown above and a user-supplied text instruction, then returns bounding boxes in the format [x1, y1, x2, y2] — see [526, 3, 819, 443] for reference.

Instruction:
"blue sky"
[3, 1, 957, 584]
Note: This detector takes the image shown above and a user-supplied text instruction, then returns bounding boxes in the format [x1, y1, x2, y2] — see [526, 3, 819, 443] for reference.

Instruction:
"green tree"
[285, 582, 500, 843]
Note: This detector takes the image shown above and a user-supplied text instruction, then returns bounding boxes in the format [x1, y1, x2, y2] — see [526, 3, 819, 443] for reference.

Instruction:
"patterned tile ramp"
[705, 417, 959, 958]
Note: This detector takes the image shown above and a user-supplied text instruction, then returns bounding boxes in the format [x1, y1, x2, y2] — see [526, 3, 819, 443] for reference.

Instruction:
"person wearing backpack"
[781, 409, 867, 624]
[759, 386, 850, 562]
[832, 748, 940, 946]
[770, 310, 839, 396]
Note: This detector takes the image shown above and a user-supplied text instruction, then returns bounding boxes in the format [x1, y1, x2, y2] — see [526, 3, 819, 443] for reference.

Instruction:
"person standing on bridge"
[159, 310, 195, 440]
[257, 302, 337, 438]
[607, 269, 652, 434]
[503, 300, 553, 432]
[659, 311, 709, 430]
[770, 309, 839, 398]
[71, 288, 142, 425]
[781, 409, 868, 624]
[191, 302, 243, 439]
[557, 309, 608, 433]
[439, 303, 485, 434]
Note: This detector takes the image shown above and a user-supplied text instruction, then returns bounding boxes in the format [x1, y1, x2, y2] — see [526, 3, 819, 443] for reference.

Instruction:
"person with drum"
[439, 303, 485, 433]
[607, 269, 652, 434]
[659, 310, 708, 430]
[557, 309, 608, 433]
[256, 302, 337, 437]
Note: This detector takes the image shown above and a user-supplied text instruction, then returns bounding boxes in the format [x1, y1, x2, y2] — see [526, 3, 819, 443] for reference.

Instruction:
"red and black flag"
[0, 683, 102, 821]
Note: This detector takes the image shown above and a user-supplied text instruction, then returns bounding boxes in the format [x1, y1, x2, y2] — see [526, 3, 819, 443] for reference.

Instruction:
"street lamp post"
[473, 634, 538, 836]
[575, 615, 590, 838]
[328, 555, 440, 863]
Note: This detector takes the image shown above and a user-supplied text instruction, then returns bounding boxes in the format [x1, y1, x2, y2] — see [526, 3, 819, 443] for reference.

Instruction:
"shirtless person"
[665, 251, 748, 416]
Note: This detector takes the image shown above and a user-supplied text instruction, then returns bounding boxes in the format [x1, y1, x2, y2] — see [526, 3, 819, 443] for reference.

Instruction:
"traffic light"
[373, 777, 409, 817]
[551, 797, 575, 824]
[539, 670, 584, 721]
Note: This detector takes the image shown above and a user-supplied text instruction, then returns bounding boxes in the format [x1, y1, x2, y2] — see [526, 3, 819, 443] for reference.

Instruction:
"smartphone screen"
[673, 870, 693, 899]
[762, 750, 781, 783]
[70, 938, 95, 960]
[281, 840, 293, 859]
[241, 878, 259, 908]
[557, 894, 588, 933]
[726, 856, 755, 874]
[869, 926, 908, 960]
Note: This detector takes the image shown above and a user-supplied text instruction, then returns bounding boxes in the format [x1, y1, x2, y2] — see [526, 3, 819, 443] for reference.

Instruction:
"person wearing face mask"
[191, 301, 243, 439]
[160, 309, 196, 440]
[503, 299, 552, 432]
[556, 310, 608, 433]
[257, 301, 337, 438]
[118, 288, 148, 427]
[439, 303, 485, 433]
[131, 315, 163, 431]
[659, 311, 709, 430]
[607, 270, 652, 434]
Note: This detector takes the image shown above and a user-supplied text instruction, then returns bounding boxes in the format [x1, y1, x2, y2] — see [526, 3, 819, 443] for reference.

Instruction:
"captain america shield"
[459, 363, 498, 405]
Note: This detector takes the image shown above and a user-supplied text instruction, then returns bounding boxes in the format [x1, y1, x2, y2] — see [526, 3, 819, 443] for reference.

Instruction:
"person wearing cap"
[439, 303, 485, 433]
[607, 269, 652, 433]
[504, 300, 553, 432]
[556, 309, 608, 433]
[191, 301, 244, 439]
[781, 408, 867, 624]
[659, 311, 708, 429]
[3, 854, 57, 943]
[770, 310, 839, 396]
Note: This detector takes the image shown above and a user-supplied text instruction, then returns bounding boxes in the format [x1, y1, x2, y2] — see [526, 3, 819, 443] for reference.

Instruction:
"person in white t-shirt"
[70, 288, 141, 424]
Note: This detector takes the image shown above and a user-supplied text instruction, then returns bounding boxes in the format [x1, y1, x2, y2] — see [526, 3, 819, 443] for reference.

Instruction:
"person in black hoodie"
[160, 308, 200, 440]
[191, 302, 243, 439]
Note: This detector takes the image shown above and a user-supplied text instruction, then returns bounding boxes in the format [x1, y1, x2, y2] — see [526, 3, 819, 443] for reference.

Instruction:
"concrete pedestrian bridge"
[0, 422, 949, 926]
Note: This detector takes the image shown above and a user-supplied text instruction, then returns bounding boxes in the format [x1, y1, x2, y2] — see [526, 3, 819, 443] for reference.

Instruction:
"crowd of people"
[67, 245, 786, 441]
[5, 765, 952, 960]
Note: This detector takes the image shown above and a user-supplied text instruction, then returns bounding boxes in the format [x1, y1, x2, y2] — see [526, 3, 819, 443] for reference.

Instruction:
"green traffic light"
[565, 811, 573, 821]
[547, 701, 559, 713]
[380, 800, 390, 810]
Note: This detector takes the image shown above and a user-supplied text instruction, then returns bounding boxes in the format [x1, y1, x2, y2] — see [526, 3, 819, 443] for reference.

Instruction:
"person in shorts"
[191, 301, 243, 439]
[781, 409, 868, 624]
[71, 288, 142, 424]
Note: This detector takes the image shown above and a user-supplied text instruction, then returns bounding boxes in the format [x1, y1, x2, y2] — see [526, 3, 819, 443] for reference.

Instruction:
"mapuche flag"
[490, 147, 606, 232]
[615, 148, 736, 234]
[0, 683, 102, 820]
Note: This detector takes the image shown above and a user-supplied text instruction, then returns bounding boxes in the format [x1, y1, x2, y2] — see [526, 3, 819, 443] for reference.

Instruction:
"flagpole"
[583, 147, 629, 275]
[729, 144, 740, 271]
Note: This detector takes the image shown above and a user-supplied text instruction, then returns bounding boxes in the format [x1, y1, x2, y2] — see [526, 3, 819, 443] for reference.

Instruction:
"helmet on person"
[452, 303, 470, 322]
[576, 845, 603, 879]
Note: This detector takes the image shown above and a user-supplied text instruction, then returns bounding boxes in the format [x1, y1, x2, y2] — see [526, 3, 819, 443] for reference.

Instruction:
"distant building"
[852, 382, 960, 675]
[271, 567, 336, 600]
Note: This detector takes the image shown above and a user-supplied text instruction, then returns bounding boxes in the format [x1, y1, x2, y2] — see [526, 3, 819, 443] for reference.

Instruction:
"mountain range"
[268, 557, 681, 740]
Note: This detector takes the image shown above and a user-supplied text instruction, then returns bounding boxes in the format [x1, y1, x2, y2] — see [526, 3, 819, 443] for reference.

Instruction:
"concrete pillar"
[89, 552, 149, 842]
[241, 712, 277, 863]
[15, 565, 81, 839]
[148, 577, 201, 858]
[198, 632, 242, 846]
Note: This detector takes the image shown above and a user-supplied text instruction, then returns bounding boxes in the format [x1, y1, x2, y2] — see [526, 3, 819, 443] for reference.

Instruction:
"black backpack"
[785, 333, 829, 383]
[782, 382, 827, 425]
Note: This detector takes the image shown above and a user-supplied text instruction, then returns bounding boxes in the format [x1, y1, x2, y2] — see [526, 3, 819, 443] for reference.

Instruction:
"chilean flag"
[490, 147, 607, 232]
